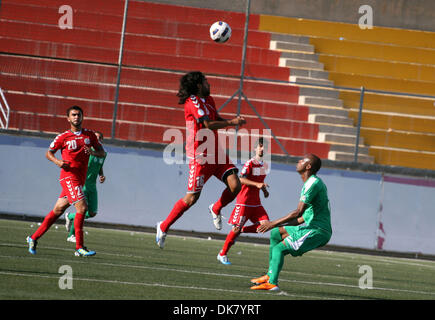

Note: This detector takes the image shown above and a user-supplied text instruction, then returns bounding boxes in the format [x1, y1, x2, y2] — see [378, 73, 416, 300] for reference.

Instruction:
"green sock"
[269, 228, 283, 267]
[267, 241, 290, 285]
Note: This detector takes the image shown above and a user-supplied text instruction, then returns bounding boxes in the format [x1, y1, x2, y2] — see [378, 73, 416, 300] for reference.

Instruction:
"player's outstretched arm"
[257, 201, 306, 233]
[240, 177, 269, 197]
[203, 116, 246, 130]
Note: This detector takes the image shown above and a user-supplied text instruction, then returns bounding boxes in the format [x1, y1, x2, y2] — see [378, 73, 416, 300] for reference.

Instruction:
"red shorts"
[187, 157, 237, 193]
[59, 176, 86, 205]
[229, 205, 269, 227]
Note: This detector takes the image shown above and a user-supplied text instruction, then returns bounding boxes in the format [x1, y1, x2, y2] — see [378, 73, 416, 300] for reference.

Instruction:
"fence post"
[111, 0, 129, 140]
[354, 86, 365, 163]
[233, 0, 251, 154]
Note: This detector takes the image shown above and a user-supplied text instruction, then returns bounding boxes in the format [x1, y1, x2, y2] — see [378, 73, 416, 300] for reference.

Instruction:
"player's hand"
[99, 175, 106, 183]
[59, 160, 70, 169]
[230, 116, 246, 127]
[256, 221, 274, 233]
[84, 145, 91, 155]
[261, 184, 269, 198]
[262, 187, 270, 198]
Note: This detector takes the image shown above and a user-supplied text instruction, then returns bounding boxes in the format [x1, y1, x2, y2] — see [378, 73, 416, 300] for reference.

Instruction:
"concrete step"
[279, 57, 324, 70]
[289, 76, 334, 86]
[329, 143, 370, 156]
[270, 40, 315, 53]
[298, 88, 340, 99]
[270, 33, 311, 44]
[309, 106, 349, 117]
[308, 114, 354, 126]
[280, 51, 319, 62]
[290, 68, 329, 79]
[318, 132, 365, 145]
[329, 151, 375, 164]
[318, 124, 357, 135]
[299, 95, 343, 107]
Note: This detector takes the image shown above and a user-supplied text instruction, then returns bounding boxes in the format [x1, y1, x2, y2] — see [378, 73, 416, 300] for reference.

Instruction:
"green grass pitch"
[0, 219, 434, 300]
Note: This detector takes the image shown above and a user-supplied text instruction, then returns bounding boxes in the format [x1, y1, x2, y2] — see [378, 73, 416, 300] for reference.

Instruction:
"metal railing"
[108, 0, 435, 167]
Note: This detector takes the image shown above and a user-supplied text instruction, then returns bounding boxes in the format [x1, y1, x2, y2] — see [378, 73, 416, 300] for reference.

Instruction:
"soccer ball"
[209, 21, 232, 43]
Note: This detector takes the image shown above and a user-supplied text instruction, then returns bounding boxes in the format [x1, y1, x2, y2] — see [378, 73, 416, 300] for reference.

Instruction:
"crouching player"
[250, 153, 332, 291]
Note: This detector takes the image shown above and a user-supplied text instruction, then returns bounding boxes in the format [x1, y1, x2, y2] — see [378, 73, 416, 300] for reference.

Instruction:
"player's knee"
[228, 178, 241, 195]
[88, 211, 97, 218]
[232, 225, 241, 234]
[74, 201, 88, 214]
[53, 207, 66, 216]
[278, 226, 289, 239]
[183, 192, 200, 207]
[53, 203, 69, 216]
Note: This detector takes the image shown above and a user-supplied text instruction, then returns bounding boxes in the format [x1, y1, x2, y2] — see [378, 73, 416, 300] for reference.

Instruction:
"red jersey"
[49, 129, 102, 183]
[185, 95, 222, 161]
[236, 158, 268, 206]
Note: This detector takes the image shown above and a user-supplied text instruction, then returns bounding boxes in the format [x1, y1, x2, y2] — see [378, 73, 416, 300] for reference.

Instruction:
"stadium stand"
[0, 0, 333, 159]
[259, 15, 435, 170]
[1, 0, 434, 169]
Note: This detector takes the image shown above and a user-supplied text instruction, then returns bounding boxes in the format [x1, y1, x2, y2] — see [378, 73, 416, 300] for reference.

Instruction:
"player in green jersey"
[250, 153, 332, 291]
[65, 131, 107, 242]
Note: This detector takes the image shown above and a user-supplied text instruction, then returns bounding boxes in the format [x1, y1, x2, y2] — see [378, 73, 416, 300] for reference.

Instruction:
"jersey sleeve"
[187, 95, 209, 123]
[300, 178, 320, 204]
[240, 160, 252, 178]
[49, 133, 64, 152]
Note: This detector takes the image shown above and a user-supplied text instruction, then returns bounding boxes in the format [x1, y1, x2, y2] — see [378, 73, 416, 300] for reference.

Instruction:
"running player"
[250, 153, 332, 291]
[217, 137, 270, 265]
[26, 106, 106, 257]
[156, 71, 246, 249]
[65, 131, 107, 242]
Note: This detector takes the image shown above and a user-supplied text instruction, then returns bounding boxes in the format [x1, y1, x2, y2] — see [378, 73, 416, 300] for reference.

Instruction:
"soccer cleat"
[250, 274, 269, 285]
[74, 247, 96, 257]
[209, 203, 222, 230]
[156, 221, 167, 249]
[250, 282, 279, 291]
[67, 235, 76, 243]
[217, 252, 232, 265]
[65, 213, 73, 232]
[26, 236, 37, 255]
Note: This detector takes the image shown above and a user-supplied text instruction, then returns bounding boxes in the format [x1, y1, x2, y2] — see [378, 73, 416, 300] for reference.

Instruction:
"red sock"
[213, 188, 236, 214]
[31, 210, 58, 240]
[74, 212, 85, 250]
[220, 230, 239, 256]
[241, 224, 259, 233]
[160, 198, 190, 233]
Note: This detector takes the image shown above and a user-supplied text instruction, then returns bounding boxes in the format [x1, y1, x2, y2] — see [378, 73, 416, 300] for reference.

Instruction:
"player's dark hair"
[177, 71, 206, 104]
[66, 105, 83, 117]
[308, 153, 322, 174]
[254, 137, 268, 149]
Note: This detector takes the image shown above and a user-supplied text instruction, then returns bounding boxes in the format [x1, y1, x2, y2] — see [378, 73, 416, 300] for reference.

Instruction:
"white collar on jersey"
[71, 130, 82, 136]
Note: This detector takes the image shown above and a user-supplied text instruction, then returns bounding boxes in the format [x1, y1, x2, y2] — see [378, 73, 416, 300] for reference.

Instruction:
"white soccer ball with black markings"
[209, 21, 232, 43]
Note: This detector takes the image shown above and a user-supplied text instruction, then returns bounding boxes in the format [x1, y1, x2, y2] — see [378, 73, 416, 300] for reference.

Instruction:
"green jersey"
[299, 175, 332, 234]
[85, 151, 107, 187]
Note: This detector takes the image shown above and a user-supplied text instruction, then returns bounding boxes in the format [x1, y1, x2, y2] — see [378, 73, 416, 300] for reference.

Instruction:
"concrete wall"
[152, 0, 435, 32]
[1, 134, 435, 255]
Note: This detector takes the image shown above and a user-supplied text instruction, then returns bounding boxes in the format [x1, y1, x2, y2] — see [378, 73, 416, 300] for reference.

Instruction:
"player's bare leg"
[27, 197, 69, 254]
[210, 172, 241, 230]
